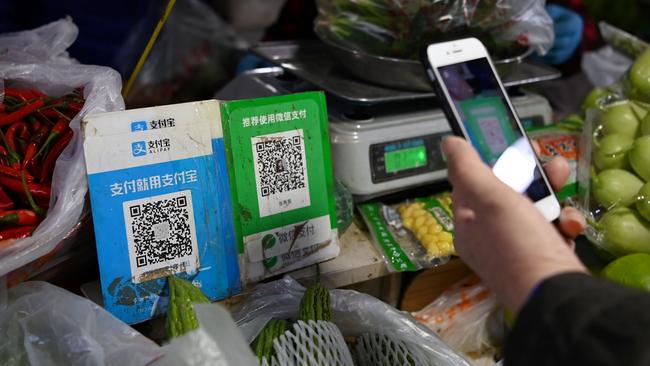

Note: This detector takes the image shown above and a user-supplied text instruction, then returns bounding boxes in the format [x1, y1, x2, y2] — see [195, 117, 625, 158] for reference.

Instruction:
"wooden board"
[400, 259, 474, 312]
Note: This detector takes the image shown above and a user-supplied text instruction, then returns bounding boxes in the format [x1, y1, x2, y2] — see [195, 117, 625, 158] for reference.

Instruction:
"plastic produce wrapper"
[154, 303, 257, 366]
[575, 91, 650, 259]
[0, 281, 162, 366]
[315, 0, 554, 60]
[232, 276, 472, 366]
[414, 276, 503, 365]
[0, 20, 124, 278]
[120, 0, 247, 108]
[358, 192, 455, 272]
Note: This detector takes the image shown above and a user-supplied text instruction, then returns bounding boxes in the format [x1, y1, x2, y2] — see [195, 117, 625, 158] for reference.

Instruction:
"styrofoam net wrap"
[353, 332, 432, 366]
[262, 320, 353, 366]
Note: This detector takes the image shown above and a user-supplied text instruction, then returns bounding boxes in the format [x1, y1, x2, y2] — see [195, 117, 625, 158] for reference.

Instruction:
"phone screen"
[438, 58, 552, 202]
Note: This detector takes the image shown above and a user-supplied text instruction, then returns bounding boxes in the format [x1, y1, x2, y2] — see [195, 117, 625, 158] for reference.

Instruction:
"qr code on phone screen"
[123, 190, 199, 283]
[252, 129, 310, 217]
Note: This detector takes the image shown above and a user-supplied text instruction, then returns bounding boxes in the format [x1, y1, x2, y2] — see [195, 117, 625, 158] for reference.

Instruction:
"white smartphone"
[423, 38, 561, 221]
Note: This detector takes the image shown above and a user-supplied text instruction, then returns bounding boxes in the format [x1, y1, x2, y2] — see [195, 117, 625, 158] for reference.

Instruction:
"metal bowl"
[315, 26, 533, 92]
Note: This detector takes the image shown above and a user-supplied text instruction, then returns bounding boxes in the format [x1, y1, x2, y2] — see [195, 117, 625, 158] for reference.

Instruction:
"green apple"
[637, 183, 650, 222]
[629, 48, 650, 99]
[594, 134, 634, 171]
[631, 100, 650, 121]
[629, 135, 650, 181]
[601, 101, 640, 138]
[600, 207, 650, 256]
[593, 169, 644, 207]
[582, 87, 609, 111]
[642, 114, 650, 136]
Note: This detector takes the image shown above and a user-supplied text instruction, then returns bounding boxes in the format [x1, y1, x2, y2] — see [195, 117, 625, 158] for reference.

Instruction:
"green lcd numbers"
[385, 145, 428, 173]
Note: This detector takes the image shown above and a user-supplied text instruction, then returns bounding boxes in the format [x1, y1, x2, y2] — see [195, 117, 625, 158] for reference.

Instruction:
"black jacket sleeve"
[504, 272, 650, 366]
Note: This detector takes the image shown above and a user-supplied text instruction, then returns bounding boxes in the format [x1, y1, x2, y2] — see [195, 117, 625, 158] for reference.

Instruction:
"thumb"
[442, 136, 506, 200]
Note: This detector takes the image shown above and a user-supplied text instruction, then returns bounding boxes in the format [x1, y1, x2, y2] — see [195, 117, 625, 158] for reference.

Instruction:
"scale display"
[370, 134, 447, 183]
[384, 145, 427, 173]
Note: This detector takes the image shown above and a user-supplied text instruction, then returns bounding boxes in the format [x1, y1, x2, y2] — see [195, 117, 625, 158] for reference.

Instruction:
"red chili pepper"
[20, 170, 46, 216]
[39, 130, 72, 182]
[0, 187, 14, 210]
[39, 109, 60, 119]
[3, 100, 28, 113]
[67, 101, 83, 113]
[22, 126, 50, 170]
[0, 99, 45, 127]
[35, 119, 68, 160]
[0, 209, 39, 226]
[27, 159, 40, 179]
[6, 122, 29, 154]
[38, 102, 70, 122]
[2, 95, 22, 106]
[3, 88, 38, 101]
[0, 165, 32, 182]
[0, 146, 8, 166]
[0, 225, 35, 241]
[0, 128, 21, 167]
[0, 176, 50, 200]
[28, 116, 42, 133]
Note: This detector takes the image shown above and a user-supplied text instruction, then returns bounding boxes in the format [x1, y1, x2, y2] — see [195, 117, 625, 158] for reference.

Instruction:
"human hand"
[443, 136, 587, 312]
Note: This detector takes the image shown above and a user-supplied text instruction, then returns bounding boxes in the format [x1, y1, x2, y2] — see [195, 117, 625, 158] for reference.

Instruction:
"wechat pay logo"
[131, 141, 147, 157]
[262, 234, 276, 250]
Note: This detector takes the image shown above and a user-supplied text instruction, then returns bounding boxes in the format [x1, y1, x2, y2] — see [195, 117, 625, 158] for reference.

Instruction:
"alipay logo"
[131, 121, 148, 132]
[131, 141, 147, 157]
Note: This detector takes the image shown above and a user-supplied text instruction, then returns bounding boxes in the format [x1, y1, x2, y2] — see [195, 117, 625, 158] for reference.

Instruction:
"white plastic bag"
[0, 281, 162, 366]
[154, 303, 257, 366]
[582, 46, 633, 87]
[0, 20, 124, 277]
[0, 17, 78, 64]
[233, 276, 472, 366]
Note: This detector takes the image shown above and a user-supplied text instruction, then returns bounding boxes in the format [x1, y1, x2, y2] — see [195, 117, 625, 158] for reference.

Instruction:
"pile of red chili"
[0, 87, 83, 241]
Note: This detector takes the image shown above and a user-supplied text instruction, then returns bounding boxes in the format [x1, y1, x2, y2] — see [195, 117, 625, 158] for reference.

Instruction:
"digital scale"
[217, 41, 559, 201]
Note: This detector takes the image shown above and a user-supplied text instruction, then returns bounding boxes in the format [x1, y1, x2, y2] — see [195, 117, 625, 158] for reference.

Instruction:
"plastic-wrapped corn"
[398, 200, 455, 258]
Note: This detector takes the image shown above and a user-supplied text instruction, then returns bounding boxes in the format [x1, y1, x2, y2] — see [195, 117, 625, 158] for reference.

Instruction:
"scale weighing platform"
[217, 41, 560, 201]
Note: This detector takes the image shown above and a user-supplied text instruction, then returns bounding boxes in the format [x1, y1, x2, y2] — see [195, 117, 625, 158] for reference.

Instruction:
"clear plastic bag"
[121, 0, 247, 108]
[0, 20, 124, 277]
[0, 17, 78, 64]
[0, 281, 162, 366]
[233, 276, 472, 366]
[315, 0, 554, 60]
[414, 277, 503, 363]
[576, 98, 650, 259]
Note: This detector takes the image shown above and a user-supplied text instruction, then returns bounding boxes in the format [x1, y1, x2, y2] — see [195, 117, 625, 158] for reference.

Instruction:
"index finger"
[442, 137, 506, 200]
